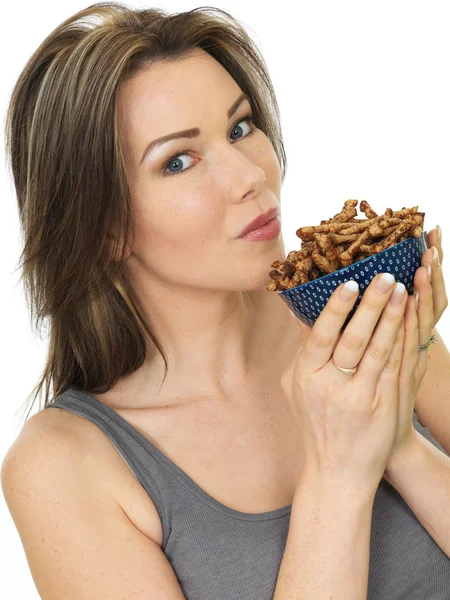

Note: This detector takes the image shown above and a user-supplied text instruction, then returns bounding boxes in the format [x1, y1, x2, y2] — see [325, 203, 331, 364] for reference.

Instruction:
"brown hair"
[5, 2, 287, 424]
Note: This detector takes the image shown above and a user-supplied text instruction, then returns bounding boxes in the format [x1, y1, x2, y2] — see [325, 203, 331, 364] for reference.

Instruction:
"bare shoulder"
[1, 407, 111, 505]
[1, 408, 184, 599]
[2, 405, 164, 547]
[1, 407, 74, 478]
[2, 404, 110, 473]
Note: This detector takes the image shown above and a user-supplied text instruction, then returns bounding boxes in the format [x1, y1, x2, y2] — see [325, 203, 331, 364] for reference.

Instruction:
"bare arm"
[273, 473, 377, 600]
[1, 418, 187, 600]
[383, 430, 450, 558]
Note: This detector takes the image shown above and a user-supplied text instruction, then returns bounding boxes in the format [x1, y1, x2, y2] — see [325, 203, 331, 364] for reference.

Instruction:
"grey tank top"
[45, 388, 450, 599]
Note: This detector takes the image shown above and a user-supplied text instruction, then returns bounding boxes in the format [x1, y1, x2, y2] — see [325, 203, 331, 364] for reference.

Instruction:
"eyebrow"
[139, 92, 250, 166]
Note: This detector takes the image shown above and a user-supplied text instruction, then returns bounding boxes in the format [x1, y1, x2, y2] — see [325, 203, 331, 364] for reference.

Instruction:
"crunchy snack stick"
[267, 200, 425, 291]
[360, 200, 378, 219]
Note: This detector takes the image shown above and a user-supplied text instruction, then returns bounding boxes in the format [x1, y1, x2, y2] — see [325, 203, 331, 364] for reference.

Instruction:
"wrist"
[384, 430, 422, 488]
[295, 466, 378, 507]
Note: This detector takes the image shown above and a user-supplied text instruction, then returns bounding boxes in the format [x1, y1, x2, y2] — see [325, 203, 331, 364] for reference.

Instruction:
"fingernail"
[389, 282, 406, 304]
[376, 272, 395, 293]
[425, 262, 432, 282]
[432, 246, 440, 266]
[436, 225, 442, 244]
[340, 280, 359, 301]
[415, 291, 419, 310]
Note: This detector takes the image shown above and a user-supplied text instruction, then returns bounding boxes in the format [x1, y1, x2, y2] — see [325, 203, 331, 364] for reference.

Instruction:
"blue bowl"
[279, 231, 428, 332]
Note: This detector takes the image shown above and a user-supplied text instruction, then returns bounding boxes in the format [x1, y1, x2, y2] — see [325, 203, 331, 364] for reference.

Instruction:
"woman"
[2, 3, 449, 599]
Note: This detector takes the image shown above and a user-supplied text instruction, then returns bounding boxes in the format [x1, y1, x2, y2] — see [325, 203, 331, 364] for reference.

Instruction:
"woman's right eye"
[162, 151, 195, 176]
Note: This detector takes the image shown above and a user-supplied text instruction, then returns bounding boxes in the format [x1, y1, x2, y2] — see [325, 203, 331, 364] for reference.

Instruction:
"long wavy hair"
[5, 2, 287, 424]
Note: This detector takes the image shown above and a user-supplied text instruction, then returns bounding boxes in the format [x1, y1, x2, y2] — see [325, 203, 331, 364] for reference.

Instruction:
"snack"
[267, 200, 425, 291]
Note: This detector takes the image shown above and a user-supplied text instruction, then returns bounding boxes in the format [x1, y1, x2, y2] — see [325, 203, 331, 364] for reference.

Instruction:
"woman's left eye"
[162, 114, 256, 176]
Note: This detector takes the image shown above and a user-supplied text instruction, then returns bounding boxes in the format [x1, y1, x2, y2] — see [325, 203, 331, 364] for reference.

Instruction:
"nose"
[230, 159, 266, 204]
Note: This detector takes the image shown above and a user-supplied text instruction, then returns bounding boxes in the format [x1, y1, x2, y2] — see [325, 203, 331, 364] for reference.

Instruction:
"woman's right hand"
[281, 272, 409, 492]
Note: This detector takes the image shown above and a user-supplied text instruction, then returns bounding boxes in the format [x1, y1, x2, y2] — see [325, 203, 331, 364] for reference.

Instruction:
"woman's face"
[118, 48, 285, 293]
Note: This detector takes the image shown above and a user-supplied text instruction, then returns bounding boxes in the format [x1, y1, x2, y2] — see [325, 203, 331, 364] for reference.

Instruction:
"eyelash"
[161, 113, 256, 176]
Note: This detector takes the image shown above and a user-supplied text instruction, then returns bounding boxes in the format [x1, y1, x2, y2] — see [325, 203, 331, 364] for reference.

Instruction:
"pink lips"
[237, 207, 279, 238]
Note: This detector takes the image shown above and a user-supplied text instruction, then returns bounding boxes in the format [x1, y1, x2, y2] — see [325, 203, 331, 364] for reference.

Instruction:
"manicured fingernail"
[425, 262, 432, 282]
[415, 291, 419, 310]
[436, 225, 442, 244]
[432, 246, 440, 266]
[340, 280, 359, 301]
[376, 272, 395, 293]
[389, 282, 406, 304]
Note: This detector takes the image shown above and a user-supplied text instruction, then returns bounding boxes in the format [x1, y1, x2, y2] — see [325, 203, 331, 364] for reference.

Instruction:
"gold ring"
[331, 358, 358, 375]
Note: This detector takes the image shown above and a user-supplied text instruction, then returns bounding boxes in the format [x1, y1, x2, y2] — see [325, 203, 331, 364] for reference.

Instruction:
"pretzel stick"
[360, 200, 378, 219]
[268, 200, 425, 291]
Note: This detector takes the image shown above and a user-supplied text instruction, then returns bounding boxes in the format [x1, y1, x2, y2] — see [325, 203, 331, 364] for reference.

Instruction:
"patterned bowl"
[279, 231, 428, 332]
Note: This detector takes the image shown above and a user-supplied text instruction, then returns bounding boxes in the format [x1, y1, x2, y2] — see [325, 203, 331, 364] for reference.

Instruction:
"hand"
[283, 273, 409, 492]
[386, 225, 448, 466]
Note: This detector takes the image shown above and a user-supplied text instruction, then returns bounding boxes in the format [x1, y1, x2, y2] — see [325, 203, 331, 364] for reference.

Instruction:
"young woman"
[2, 4, 449, 599]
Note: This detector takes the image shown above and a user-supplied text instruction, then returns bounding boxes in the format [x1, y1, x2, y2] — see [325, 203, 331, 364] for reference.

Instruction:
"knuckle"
[311, 332, 334, 349]
[341, 334, 366, 353]
[384, 353, 402, 372]
[323, 378, 341, 398]
[293, 369, 312, 391]
[368, 342, 390, 363]
[328, 302, 346, 319]
[384, 306, 403, 323]
[362, 296, 382, 312]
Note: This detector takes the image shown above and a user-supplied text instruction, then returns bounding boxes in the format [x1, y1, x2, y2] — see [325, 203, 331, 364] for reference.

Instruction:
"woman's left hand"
[386, 225, 448, 466]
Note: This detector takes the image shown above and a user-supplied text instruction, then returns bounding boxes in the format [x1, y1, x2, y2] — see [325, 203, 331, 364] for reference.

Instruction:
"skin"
[108, 47, 296, 407]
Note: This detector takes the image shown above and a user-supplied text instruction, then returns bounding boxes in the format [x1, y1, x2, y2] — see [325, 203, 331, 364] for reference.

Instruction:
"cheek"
[132, 189, 221, 252]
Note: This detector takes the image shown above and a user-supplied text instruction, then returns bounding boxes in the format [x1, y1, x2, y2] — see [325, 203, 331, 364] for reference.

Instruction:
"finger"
[301, 280, 359, 374]
[375, 315, 405, 407]
[414, 277, 434, 347]
[428, 248, 448, 320]
[401, 293, 420, 377]
[332, 273, 401, 374]
[351, 281, 408, 393]
[427, 227, 443, 264]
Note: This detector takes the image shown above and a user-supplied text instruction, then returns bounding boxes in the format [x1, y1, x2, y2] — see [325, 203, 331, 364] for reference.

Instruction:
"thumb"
[289, 310, 312, 350]
[281, 313, 311, 399]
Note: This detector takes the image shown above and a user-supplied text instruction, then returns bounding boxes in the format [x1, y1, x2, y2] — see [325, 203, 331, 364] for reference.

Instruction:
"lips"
[237, 207, 279, 238]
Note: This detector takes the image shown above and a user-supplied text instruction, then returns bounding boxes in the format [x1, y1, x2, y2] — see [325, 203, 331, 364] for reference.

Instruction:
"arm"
[383, 430, 450, 558]
[273, 473, 377, 600]
[1, 418, 187, 600]
[414, 327, 450, 456]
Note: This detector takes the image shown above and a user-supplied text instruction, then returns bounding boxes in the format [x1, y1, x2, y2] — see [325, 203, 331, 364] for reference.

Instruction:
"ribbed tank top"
[45, 388, 450, 599]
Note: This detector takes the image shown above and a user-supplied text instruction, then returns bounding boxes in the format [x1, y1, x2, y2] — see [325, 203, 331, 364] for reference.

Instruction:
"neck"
[104, 287, 298, 409]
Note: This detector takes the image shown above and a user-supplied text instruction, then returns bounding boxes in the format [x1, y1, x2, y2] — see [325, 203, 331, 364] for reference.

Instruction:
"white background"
[1, 1, 449, 597]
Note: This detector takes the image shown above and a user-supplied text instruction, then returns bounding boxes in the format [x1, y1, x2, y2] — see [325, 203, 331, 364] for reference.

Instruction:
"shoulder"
[1, 410, 179, 599]
[2, 404, 164, 548]
[1, 408, 97, 502]
[2, 404, 107, 476]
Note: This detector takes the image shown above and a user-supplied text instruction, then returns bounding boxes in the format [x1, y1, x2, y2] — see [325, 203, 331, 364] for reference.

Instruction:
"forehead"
[118, 49, 243, 163]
